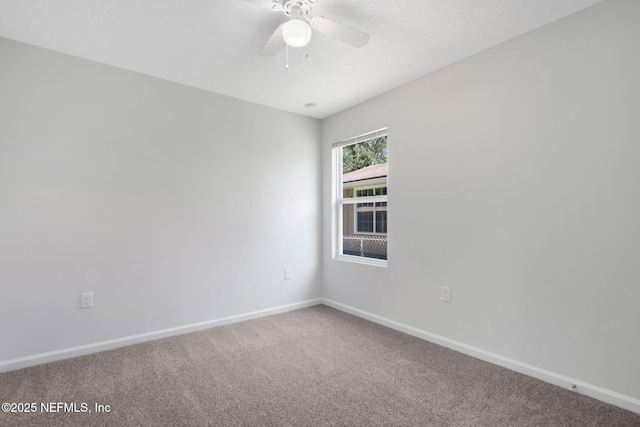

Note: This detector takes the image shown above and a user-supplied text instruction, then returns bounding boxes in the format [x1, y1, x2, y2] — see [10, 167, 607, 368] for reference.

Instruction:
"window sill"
[334, 254, 387, 268]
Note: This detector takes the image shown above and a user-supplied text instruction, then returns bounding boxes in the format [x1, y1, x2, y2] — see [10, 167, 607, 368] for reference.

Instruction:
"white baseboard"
[0, 298, 323, 373]
[321, 298, 640, 415]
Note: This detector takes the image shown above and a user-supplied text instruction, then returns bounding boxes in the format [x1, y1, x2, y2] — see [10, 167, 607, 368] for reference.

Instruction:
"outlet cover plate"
[80, 292, 93, 308]
[441, 287, 451, 302]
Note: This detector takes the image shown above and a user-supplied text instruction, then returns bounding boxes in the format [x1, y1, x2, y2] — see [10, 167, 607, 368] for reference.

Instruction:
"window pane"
[357, 211, 374, 233]
[342, 205, 387, 260]
[376, 210, 387, 234]
[342, 136, 387, 175]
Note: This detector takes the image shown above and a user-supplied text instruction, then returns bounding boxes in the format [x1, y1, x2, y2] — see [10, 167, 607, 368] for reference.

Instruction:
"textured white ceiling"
[0, 0, 602, 119]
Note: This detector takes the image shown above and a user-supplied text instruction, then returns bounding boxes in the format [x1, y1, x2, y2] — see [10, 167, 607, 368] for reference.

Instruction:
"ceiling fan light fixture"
[282, 18, 311, 47]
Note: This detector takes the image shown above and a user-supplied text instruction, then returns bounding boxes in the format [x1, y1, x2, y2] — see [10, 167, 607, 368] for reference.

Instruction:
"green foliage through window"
[343, 136, 387, 174]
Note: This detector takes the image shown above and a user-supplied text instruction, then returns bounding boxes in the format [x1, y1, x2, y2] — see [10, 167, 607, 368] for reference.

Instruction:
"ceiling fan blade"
[310, 16, 370, 48]
[245, 0, 282, 11]
[259, 24, 286, 56]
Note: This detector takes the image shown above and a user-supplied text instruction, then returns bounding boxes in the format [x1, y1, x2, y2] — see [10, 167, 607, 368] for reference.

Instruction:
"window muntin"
[333, 128, 387, 265]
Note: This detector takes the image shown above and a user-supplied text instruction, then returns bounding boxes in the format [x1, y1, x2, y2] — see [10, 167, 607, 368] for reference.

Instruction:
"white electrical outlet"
[441, 287, 451, 302]
[284, 268, 292, 280]
[80, 292, 93, 308]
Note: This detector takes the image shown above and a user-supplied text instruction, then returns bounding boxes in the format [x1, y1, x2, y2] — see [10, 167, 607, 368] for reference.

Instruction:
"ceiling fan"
[245, 0, 370, 55]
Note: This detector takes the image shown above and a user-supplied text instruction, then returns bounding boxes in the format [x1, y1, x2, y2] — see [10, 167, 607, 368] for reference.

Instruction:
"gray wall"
[0, 37, 322, 362]
[322, 0, 640, 401]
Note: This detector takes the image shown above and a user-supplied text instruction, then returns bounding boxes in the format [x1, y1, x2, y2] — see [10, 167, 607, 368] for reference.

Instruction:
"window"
[332, 128, 388, 265]
[355, 189, 387, 234]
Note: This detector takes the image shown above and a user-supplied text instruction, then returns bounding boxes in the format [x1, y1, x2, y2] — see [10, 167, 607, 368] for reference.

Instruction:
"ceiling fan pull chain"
[305, 21, 310, 58]
[286, 44, 289, 69]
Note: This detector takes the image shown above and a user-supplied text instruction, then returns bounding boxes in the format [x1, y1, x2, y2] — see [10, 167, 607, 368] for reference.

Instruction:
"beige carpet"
[1, 305, 639, 426]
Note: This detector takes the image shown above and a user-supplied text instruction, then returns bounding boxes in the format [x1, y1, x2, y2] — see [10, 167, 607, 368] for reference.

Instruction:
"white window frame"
[332, 127, 388, 267]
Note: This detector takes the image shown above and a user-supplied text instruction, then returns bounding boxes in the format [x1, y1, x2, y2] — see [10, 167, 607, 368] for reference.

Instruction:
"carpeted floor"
[1, 305, 639, 426]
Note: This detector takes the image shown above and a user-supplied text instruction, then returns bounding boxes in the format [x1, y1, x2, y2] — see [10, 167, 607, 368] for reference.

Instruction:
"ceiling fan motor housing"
[283, 1, 317, 20]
